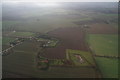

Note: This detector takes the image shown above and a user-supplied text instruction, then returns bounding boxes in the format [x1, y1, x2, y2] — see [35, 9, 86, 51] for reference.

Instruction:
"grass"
[88, 34, 118, 57]
[2, 37, 15, 45]
[10, 32, 35, 37]
[95, 57, 118, 78]
[37, 38, 59, 47]
[49, 59, 64, 66]
[87, 34, 118, 78]
[66, 49, 96, 66]
[47, 40, 58, 47]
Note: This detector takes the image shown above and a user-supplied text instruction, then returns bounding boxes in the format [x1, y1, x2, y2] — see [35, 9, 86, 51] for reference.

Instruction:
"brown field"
[41, 27, 89, 59]
[86, 23, 118, 34]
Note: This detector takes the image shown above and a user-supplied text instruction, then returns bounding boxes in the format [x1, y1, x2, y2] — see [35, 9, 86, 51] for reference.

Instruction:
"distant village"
[2, 38, 25, 56]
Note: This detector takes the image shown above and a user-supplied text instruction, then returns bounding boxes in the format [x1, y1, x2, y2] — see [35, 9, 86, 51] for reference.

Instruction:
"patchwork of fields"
[2, 2, 118, 78]
[2, 40, 101, 78]
[88, 34, 118, 78]
[95, 57, 118, 78]
[42, 27, 89, 59]
[2, 27, 101, 78]
[88, 34, 118, 57]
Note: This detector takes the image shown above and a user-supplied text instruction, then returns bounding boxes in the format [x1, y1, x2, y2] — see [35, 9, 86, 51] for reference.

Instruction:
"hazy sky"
[3, 0, 118, 2]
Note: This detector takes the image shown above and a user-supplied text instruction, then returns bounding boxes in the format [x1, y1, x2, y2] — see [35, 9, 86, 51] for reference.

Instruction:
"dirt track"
[41, 27, 89, 59]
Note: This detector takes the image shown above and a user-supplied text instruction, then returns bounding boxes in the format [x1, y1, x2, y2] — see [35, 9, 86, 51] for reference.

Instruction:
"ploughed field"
[2, 27, 101, 78]
[41, 27, 89, 59]
[2, 39, 100, 78]
[86, 23, 118, 34]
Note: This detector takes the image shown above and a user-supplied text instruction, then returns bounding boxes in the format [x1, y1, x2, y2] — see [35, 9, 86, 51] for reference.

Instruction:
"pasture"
[37, 37, 59, 47]
[95, 57, 118, 78]
[87, 34, 118, 78]
[88, 34, 118, 57]
[7, 31, 36, 38]
[49, 59, 64, 66]
[2, 37, 16, 50]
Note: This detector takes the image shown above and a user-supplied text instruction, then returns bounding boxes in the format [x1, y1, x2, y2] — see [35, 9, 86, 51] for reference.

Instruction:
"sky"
[2, 0, 118, 2]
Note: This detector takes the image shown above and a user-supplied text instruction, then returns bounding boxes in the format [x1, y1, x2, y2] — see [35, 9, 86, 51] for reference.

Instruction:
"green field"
[88, 34, 118, 57]
[49, 59, 64, 66]
[66, 49, 96, 66]
[37, 38, 59, 47]
[2, 37, 15, 45]
[95, 57, 118, 78]
[10, 32, 35, 37]
[87, 34, 118, 78]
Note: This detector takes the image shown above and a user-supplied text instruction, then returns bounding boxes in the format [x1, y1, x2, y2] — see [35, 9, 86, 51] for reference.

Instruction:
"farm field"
[37, 37, 59, 47]
[13, 40, 39, 53]
[42, 27, 89, 59]
[88, 34, 118, 78]
[2, 2, 118, 78]
[2, 37, 15, 45]
[10, 32, 35, 37]
[3, 31, 36, 38]
[86, 23, 118, 34]
[2, 27, 101, 78]
[2, 37, 16, 50]
[2, 39, 100, 78]
[88, 34, 118, 57]
[3, 40, 38, 77]
[95, 57, 118, 78]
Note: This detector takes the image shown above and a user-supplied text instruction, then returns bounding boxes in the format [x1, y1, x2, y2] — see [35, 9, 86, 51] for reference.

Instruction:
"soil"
[41, 27, 89, 59]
